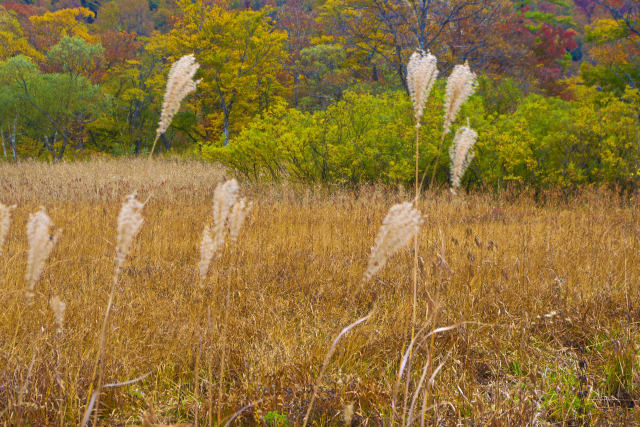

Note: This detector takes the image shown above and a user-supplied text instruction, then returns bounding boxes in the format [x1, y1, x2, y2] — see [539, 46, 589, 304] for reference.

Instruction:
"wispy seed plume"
[25, 208, 61, 300]
[198, 179, 240, 282]
[449, 123, 478, 194]
[213, 179, 239, 233]
[150, 54, 201, 157]
[407, 50, 438, 125]
[198, 224, 219, 282]
[443, 61, 477, 135]
[229, 198, 252, 243]
[50, 295, 66, 333]
[115, 192, 145, 278]
[157, 54, 201, 138]
[0, 202, 16, 257]
[364, 202, 423, 281]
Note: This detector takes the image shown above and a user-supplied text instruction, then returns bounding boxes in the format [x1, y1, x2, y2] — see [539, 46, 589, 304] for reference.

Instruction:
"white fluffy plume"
[364, 202, 423, 281]
[229, 198, 251, 243]
[50, 295, 66, 333]
[115, 192, 145, 277]
[156, 54, 201, 138]
[213, 179, 239, 235]
[0, 202, 16, 258]
[150, 54, 201, 158]
[25, 208, 61, 299]
[406, 50, 438, 125]
[443, 62, 477, 135]
[198, 179, 240, 282]
[449, 123, 478, 194]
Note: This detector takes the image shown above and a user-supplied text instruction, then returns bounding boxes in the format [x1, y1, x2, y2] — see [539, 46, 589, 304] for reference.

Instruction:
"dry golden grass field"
[2, 159, 640, 425]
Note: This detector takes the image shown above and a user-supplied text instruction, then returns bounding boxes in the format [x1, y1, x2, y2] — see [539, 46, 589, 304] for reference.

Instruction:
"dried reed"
[149, 54, 201, 158]
[302, 313, 372, 427]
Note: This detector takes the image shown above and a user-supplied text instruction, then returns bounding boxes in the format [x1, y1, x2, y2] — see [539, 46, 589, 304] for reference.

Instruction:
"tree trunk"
[10, 116, 17, 161]
[55, 133, 68, 162]
[223, 109, 230, 146]
[1, 129, 6, 160]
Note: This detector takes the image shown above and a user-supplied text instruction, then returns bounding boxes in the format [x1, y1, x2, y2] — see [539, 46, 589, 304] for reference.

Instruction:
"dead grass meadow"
[2, 159, 640, 425]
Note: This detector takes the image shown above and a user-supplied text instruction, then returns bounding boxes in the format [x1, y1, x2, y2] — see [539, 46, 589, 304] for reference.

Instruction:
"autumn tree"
[581, 0, 640, 92]
[0, 46, 104, 161]
[320, 0, 516, 90]
[28, 7, 95, 52]
[275, 0, 318, 106]
[0, 7, 41, 61]
[157, 0, 287, 145]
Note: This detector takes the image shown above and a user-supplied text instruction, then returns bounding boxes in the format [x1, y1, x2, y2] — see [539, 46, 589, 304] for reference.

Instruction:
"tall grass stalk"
[216, 196, 249, 422]
[406, 50, 438, 347]
[85, 192, 144, 426]
[301, 313, 372, 427]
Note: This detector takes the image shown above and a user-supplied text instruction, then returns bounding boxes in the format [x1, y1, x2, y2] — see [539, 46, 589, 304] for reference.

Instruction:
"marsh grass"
[1, 159, 640, 424]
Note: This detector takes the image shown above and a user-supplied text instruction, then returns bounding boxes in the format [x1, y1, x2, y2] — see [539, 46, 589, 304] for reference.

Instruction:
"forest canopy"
[0, 0, 639, 190]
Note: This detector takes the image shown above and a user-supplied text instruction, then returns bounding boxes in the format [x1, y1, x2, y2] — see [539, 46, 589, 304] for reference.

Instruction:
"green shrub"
[203, 82, 640, 191]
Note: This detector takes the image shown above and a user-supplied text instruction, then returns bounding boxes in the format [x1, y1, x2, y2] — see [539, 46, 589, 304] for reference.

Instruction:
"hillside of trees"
[0, 0, 639, 189]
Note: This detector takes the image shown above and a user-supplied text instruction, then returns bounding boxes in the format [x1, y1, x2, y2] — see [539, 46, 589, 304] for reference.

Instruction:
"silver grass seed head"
[229, 198, 252, 243]
[198, 224, 220, 282]
[115, 192, 145, 275]
[364, 202, 423, 281]
[443, 61, 477, 135]
[0, 202, 16, 258]
[199, 179, 241, 281]
[407, 50, 438, 126]
[156, 54, 201, 138]
[213, 179, 239, 234]
[50, 295, 66, 333]
[449, 124, 478, 194]
[25, 207, 61, 300]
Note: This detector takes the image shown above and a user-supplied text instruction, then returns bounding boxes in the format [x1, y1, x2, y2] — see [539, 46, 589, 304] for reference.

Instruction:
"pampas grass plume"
[449, 122, 478, 194]
[156, 54, 201, 138]
[115, 192, 145, 277]
[150, 54, 201, 157]
[407, 50, 438, 125]
[443, 62, 477, 135]
[0, 202, 16, 257]
[198, 179, 240, 281]
[213, 179, 239, 233]
[229, 198, 251, 243]
[25, 207, 61, 299]
[50, 295, 66, 333]
[198, 224, 219, 282]
[364, 202, 423, 281]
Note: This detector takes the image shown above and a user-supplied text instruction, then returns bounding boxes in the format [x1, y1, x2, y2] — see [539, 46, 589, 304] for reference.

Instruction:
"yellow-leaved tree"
[29, 7, 95, 53]
[0, 7, 41, 61]
[153, 0, 288, 146]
